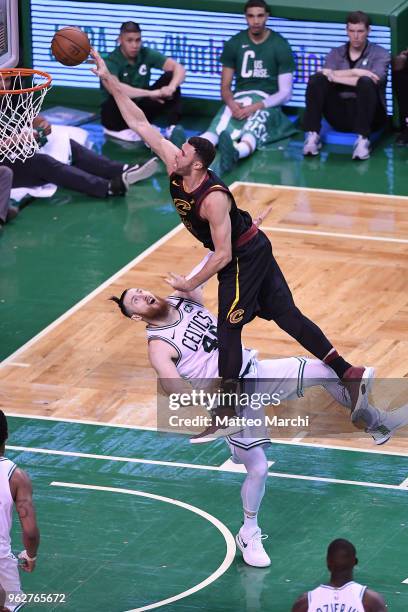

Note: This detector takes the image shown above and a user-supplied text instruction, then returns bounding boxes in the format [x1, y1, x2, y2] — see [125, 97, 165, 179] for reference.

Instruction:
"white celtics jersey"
[146, 297, 255, 380]
[308, 581, 366, 611]
[0, 457, 16, 558]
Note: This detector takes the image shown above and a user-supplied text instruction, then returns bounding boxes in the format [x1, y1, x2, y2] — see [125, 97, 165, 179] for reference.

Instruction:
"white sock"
[200, 131, 219, 146]
[235, 446, 268, 537]
[235, 141, 252, 159]
[236, 133, 256, 159]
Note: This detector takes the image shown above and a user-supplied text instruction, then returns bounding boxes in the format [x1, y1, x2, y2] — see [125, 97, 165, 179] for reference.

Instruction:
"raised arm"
[10, 468, 40, 572]
[91, 49, 179, 171]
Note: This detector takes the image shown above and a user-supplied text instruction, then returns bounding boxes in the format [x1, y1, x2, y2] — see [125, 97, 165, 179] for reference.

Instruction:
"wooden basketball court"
[1, 182, 407, 453]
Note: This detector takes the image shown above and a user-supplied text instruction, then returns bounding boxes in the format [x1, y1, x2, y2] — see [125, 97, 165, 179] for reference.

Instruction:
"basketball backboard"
[0, 0, 19, 68]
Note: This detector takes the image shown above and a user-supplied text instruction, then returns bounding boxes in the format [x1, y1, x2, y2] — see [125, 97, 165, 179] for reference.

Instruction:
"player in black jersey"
[92, 50, 373, 441]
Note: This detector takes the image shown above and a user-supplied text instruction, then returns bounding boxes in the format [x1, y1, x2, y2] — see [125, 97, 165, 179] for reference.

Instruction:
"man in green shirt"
[201, 0, 297, 173]
[101, 21, 186, 141]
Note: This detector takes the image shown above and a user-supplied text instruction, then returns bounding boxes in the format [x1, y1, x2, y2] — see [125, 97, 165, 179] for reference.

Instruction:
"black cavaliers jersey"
[169, 170, 253, 250]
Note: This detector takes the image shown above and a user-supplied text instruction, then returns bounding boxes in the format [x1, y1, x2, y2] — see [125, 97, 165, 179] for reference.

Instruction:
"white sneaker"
[352, 135, 370, 160]
[103, 127, 142, 142]
[122, 157, 160, 188]
[236, 528, 271, 568]
[368, 404, 408, 445]
[367, 424, 392, 445]
[303, 131, 322, 156]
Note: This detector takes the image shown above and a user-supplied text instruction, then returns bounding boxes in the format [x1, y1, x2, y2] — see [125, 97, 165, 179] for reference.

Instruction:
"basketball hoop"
[0, 68, 52, 163]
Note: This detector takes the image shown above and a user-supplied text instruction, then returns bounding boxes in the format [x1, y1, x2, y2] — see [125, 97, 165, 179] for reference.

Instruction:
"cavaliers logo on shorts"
[229, 309, 245, 324]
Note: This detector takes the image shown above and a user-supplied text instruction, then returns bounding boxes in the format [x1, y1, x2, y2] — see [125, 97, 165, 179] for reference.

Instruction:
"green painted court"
[6, 415, 408, 611]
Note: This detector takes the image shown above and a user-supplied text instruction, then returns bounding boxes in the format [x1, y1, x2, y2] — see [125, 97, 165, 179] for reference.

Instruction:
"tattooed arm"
[10, 468, 40, 572]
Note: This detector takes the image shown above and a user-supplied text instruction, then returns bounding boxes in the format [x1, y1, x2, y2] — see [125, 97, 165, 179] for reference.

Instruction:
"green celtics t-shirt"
[101, 46, 167, 100]
[220, 29, 295, 95]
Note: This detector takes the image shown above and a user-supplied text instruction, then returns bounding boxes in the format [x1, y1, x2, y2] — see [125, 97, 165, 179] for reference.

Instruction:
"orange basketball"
[51, 27, 91, 66]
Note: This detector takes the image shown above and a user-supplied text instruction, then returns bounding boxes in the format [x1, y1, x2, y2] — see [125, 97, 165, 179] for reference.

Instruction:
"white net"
[0, 69, 52, 163]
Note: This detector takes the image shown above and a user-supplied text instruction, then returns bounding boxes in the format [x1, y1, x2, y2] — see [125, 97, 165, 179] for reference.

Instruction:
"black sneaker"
[108, 175, 128, 196]
[396, 126, 408, 146]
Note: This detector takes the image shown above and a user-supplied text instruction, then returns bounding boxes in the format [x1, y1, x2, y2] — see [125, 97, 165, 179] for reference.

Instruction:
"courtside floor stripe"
[0, 223, 183, 368]
[230, 180, 408, 202]
[7, 414, 408, 458]
[8, 445, 408, 491]
[262, 226, 408, 244]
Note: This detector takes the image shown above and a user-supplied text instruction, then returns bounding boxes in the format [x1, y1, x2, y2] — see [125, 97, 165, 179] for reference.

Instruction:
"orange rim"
[0, 68, 52, 94]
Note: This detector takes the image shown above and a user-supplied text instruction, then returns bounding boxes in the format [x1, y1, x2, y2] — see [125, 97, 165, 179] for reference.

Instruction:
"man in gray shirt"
[303, 11, 390, 160]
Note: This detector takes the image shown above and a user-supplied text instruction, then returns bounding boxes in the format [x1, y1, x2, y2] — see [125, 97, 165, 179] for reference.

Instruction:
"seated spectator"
[303, 11, 390, 160]
[292, 539, 387, 612]
[0, 166, 19, 230]
[2, 115, 159, 199]
[100, 21, 185, 142]
[392, 49, 408, 145]
[198, 0, 296, 174]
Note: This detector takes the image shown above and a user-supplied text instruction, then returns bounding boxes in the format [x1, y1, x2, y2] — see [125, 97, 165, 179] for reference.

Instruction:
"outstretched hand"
[165, 272, 192, 292]
[90, 48, 109, 80]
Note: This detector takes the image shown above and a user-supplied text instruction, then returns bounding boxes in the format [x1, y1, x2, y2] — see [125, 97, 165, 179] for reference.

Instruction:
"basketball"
[51, 27, 91, 67]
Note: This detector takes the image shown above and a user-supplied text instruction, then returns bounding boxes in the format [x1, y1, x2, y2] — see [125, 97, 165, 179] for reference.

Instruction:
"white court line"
[230, 180, 408, 202]
[8, 444, 408, 492]
[0, 223, 183, 368]
[290, 431, 308, 443]
[4, 412, 157, 432]
[261, 226, 408, 244]
[50, 481, 236, 612]
[7, 413, 408, 458]
[399, 477, 408, 488]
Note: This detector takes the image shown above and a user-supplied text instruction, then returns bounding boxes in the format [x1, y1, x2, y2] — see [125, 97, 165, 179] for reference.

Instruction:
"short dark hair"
[244, 0, 270, 13]
[188, 136, 216, 169]
[109, 290, 131, 318]
[327, 539, 357, 569]
[0, 411, 8, 446]
[346, 11, 371, 28]
[120, 21, 141, 34]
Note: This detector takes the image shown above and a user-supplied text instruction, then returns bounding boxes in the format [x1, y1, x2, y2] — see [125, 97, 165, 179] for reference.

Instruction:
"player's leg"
[256, 237, 372, 412]
[141, 71, 182, 128]
[0, 554, 24, 611]
[201, 102, 244, 147]
[191, 237, 272, 442]
[228, 442, 271, 568]
[238, 105, 297, 158]
[101, 95, 129, 131]
[8, 153, 119, 198]
[70, 139, 125, 178]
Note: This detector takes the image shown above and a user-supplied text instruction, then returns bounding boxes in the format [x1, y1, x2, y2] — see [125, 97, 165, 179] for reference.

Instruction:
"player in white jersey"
[110, 256, 408, 568]
[0, 411, 40, 611]
[292, 539, 387, 611]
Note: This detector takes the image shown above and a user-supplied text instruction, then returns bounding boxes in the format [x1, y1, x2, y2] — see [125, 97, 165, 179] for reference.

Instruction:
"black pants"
[4, 140, 124, 198]
[393, 65, 408, 129]
[303, 73, 387, 137]
[217, 230, 333, 381]
[101, 72, 182, 131]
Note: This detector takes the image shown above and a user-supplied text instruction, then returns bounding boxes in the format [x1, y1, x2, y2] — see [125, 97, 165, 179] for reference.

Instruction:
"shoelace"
[249, 532, 269, 551]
